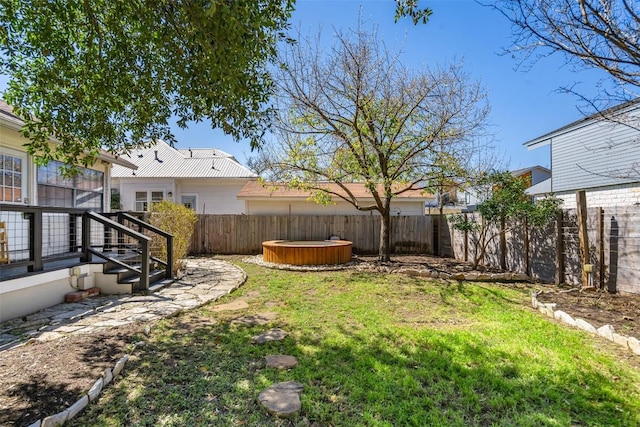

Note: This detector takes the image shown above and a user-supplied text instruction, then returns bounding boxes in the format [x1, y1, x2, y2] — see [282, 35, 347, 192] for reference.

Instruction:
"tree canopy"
[255, 26, 490, 260]
[0, 0, 294, 169]
[491, 0, 639, 107]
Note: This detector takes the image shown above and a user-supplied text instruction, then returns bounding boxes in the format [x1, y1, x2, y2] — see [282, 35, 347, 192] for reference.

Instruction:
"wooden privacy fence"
[189, 214, 434, 255]
[445, 206, 640, 295]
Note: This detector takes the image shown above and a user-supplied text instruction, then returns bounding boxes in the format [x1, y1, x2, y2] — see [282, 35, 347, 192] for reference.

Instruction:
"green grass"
[70, 261, 640, 427]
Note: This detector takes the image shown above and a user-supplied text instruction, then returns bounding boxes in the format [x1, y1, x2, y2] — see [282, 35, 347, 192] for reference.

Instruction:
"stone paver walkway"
[0, 258, 246, 350]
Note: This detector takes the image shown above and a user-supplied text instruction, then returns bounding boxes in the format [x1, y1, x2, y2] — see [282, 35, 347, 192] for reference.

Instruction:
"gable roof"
[111, 139, 257, 179]
[523, 98, 640, 150]
[0, 99, 137, 169]
[525, 177, 551, 196]
[237, 180, 434, 201]
[511, 165, 550, 177]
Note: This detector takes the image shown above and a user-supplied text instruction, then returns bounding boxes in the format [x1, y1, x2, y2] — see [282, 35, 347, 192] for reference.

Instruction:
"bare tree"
[489, 0, 639, 108]
[257, 26, 490, 261]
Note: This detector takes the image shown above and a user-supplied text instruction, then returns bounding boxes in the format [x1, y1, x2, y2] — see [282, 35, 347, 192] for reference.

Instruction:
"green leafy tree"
[0, 0, 432, 174]
[254, 25, 490, 261]
[450, 171, 561, 269]
[0, 0, 294, 170]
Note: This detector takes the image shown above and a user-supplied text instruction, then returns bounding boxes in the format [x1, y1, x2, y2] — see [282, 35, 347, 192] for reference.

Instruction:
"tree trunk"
[379, 211, 392, 262]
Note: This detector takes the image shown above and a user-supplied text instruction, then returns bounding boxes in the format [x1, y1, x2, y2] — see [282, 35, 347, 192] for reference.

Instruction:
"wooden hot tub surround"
[262, 240, 353, 266]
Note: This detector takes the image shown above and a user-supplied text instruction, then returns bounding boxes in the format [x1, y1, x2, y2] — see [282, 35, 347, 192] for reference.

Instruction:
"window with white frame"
[181, 195, 197, 210]
[0, 151, 25, 203]
[134, 190, 164, 211]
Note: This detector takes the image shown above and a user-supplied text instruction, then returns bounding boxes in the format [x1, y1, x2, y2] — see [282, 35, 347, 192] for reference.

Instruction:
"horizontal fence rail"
[189, 214, 435, 255]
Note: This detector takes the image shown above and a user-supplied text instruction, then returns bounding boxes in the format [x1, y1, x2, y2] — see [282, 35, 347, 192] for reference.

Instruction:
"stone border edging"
[531, 292, 640, 356]
[26, 345, 138, 427]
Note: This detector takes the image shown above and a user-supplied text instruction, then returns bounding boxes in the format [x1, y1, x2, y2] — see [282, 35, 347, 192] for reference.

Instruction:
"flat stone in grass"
[231, 312, 278, 326]
[212, 300, 249, 312]
[252, 328, 288, 344]
[265, 355, 298, 369]
[258, 381, 304, 417]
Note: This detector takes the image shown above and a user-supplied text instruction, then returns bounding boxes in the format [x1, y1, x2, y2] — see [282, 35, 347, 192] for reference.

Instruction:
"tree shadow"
[1, 327, 141, 427]
[63, 304, 640, 427]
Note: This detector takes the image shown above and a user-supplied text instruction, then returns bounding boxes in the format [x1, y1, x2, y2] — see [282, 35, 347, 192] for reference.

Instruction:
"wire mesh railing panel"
[0, 210, 30, 263]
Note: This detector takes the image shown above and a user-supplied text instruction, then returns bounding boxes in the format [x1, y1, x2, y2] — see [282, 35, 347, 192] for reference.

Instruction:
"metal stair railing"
[82, 210, 151, 291]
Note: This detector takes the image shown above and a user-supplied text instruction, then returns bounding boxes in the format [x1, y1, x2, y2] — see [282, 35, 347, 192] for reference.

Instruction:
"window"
[181, 195, 197, 210]
[37, 161, 104, 209]
[134, 190, 165, 211]
[0, 152, 25, 203]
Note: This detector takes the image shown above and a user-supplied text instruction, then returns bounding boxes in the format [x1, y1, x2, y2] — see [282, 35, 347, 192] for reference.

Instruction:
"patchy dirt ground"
[0, 324, 143, 427]
[1, 255, 639, 427]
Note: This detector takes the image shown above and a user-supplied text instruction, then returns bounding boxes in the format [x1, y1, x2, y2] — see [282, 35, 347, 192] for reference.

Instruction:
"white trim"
[0, 146, 28, 204]
[180, 193, 198, 211]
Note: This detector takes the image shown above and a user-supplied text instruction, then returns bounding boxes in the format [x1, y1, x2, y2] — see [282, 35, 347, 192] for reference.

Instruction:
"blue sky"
[3, 0, 607, 171]
[172, 0, 605, 171]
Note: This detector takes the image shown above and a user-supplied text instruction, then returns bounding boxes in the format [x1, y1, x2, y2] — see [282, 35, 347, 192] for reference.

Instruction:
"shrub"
[148, 201, 198, 274]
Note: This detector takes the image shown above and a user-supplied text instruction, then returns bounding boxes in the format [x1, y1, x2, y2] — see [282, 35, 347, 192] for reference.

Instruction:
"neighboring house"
[111, 140, 257, 214]
[523, 99, 640, 208]
[459, 166, 551, 210]
[237, 181, 434, 216]
[0, 100, 171, 322]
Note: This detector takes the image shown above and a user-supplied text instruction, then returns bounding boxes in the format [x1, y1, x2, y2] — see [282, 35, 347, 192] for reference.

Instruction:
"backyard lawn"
[69, 259, 640, 426]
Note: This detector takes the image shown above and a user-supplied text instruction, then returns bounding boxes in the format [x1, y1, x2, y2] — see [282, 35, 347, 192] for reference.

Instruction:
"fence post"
[576, 190, 590, 287]
[32, 209, 43, 271]
[555, 211, 564, 285]
[464, 213, 468, 262]
[499, 215, 506, 270]
[597, 207, 605, 290]
[524, 218, 530, 276]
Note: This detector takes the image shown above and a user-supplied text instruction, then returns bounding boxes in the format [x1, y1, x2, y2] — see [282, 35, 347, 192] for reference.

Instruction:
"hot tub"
[262, 240, 353, 266]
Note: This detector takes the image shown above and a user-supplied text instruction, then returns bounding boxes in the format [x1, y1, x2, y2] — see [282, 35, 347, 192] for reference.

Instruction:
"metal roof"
[112, 139, 257, 179]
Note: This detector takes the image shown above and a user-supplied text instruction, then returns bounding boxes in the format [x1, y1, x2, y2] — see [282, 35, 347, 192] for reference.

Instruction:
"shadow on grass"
[1, 328, 140, 427]
[66, 308, 639, 427]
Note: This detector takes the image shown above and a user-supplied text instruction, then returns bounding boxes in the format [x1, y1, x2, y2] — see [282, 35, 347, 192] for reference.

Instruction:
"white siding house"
[524, 99, 640, 208]
[237, 181, 434, 216]
[111, 140, 258, 214]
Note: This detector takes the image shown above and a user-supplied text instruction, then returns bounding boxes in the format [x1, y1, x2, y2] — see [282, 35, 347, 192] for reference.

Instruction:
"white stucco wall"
[0, 264, 100, 322]
[554, 183, 640, 209]
[177, 178, 249, 214]
[116, 177, 251, 214]
[244, 199, 426, 216]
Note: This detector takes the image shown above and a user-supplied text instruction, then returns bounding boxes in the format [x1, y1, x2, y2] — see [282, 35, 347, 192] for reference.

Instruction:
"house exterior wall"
[0, 263, 100, 322]
[553, 182, 640, 209]
[551, 108, 640, 193]
[115, 177, 251, 214]
[244, 199, 425, 216]
[177, 178, 249, 214]
[531, 168, 551, 186]
[1, 126, 36, 205]
[115, 177, 175, 211]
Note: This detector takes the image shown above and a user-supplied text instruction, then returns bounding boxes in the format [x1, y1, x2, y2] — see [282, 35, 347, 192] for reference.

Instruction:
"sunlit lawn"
[70, 259, 640, 426]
